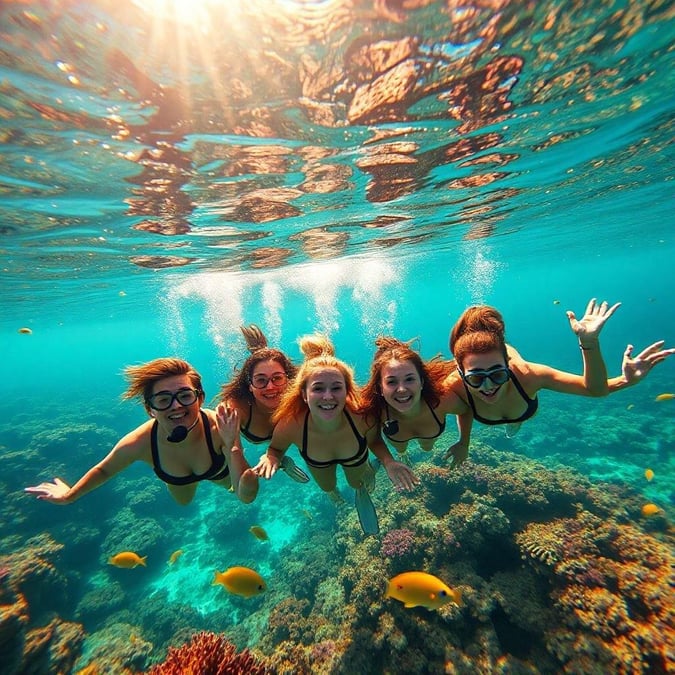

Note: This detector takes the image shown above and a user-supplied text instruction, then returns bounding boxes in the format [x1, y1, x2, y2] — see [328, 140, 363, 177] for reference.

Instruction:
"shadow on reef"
[1, 444, 672, 674]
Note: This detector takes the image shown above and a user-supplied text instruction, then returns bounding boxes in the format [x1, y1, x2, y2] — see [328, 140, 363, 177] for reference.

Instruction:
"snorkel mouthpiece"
[166, 415, 200, 443]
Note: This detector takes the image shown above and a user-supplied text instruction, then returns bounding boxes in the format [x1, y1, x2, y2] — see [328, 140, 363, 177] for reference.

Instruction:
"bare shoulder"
[108, 420, 154, 462]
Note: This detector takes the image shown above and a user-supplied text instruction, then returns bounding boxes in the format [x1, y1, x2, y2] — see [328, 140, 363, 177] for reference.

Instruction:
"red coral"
[146, 632, 269, 675]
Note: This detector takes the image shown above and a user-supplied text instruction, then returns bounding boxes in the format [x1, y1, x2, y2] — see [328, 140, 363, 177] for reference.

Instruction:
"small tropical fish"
[553, 300, 560, 305]
[168, 549, 184, 565]
[626, 403, 635, 410]
[249, 526, 269, 541]
[644, 468, 654, 482]
[18, 327, 32, 334]
[641, 503, 661, 517]
[108, 551, 147, 568]
[119, 290, 126, 296]
[655, 393, 674, 402]
[212, 566, 266, 598]
[385, 571, 461, 610]
[301, 509, 313, 521]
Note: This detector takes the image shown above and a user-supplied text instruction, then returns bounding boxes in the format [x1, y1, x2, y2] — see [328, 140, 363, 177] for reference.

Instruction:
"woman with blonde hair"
[218, 324, 308, 482]
[26, 358, 259, 506]
[255, 335, 418, 534]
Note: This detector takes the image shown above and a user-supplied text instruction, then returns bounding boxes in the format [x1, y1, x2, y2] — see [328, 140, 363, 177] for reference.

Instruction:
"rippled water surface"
[2, 1, 674, 673]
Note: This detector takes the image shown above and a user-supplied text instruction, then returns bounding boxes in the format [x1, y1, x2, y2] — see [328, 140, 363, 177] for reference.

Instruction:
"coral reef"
[145, 631, 269, 674]
[253, 445, 673, 673]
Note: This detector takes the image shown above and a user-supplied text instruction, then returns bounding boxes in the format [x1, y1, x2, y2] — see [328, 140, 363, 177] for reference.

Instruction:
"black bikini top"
[463, 370, 538, 425]
[300, 410, 369, 468]
[151, 410, 230, 485]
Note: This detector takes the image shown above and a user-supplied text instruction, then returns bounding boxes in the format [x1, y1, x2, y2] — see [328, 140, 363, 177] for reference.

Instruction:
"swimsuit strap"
[241, 400, 273, 443]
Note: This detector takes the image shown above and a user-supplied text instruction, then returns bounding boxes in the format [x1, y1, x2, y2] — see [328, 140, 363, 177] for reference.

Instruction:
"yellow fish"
[641, 503, 661, 518]
[385, 571, 461, 610]
[301, 509, 313, 521]
[655, 393, 674, 402]
[18, 327, 32, 335]
[644, 468, 654, 482]
[168, 549, 184, 565]
[249, 526, 269, 541]
[212, 566, 266, 598]
[108, 551, 147, 568]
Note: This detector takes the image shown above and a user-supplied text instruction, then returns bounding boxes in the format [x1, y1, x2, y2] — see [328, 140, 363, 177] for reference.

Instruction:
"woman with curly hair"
[217, 324, 309, 482]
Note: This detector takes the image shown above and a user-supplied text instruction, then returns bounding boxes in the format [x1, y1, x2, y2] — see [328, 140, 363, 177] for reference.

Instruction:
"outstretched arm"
[565, 297, 620, 396]
[24, 432, 141, 504]
[608, 341, 675, 392]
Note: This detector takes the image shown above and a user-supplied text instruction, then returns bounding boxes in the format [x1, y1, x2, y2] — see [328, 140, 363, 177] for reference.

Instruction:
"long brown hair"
[449, 305, 508, 368]
[359, 337, 456, 423]
[123, 358, 203, 412]
[218, 324, 297, 405]
[272, 335, 360, 424]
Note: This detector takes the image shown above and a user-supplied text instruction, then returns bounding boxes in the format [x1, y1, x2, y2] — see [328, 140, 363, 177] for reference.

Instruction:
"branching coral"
[146, 631, 269, 674]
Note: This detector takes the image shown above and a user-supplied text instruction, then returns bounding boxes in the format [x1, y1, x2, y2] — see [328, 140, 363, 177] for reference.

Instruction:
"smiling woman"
[446, 299, 675, 442]
[24, 357, 259, 506]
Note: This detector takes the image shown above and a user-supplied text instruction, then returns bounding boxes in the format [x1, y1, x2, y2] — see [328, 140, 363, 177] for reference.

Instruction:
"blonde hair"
[272, 335, 360, 423]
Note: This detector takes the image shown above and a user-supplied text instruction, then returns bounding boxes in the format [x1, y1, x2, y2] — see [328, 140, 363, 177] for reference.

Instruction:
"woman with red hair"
[447, 298, 674, 456]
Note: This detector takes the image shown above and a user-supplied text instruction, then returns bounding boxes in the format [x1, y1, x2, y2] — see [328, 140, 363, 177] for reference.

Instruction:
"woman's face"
[303, 367, 346, 422]
[461, 350, 509, 405]
[249, 359, 288, 411]
[147, 374, 202, 431]
[379, 359, 423, 413]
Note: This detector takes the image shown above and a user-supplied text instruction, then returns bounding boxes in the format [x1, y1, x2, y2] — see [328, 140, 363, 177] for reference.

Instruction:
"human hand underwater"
[444, 441, 469, 470]
[24, 477, 71, 504]
[215, 403, 240, 449]
[566, 297, 621, 345]
[621, 341, 675, 385]
[384, 460, 420, 492]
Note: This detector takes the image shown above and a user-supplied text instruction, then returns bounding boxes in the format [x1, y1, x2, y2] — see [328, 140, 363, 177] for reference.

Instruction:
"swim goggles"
[460, 367, 510, 389]
[146, 388, 202, 410]
[250, 373, 288, 389]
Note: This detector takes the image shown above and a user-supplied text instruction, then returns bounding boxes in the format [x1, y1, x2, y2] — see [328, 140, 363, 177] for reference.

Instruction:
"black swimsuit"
[240, 401, 273, 444]
[300, 410, 369, 468]
[151, 410, 230, 485]
[382, 399, 446, 443]
[463, 370, 538, 425]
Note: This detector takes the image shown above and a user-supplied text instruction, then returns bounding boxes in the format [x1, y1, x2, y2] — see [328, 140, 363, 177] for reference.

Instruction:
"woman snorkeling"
[360, 337, 473, 468]
[25, 358, 259, 506]
[217, 324, 309, 482]
[254, 335, 419, 534]
[446, 298, 675, 463]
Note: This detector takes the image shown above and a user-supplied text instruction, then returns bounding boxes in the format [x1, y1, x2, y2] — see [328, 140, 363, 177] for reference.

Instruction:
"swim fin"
[355, 487, 379, 535]
[279, 455, 310, 483]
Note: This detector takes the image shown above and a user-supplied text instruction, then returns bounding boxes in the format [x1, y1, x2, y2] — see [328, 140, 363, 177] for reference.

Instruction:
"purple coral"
[381, 529, 415, 558]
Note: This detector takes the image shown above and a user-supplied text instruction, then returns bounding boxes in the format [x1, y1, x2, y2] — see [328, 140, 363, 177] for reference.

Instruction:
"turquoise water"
[2, 1, 674, 673]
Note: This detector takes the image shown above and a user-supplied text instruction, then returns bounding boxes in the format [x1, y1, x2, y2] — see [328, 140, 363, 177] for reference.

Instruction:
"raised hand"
[215, 403, 240, 449]
[622, 341, 675, 385]
[566, 298, 621, 345]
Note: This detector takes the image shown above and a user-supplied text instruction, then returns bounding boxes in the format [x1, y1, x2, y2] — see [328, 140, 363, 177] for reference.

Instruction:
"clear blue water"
[1, 0, 674, 672]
